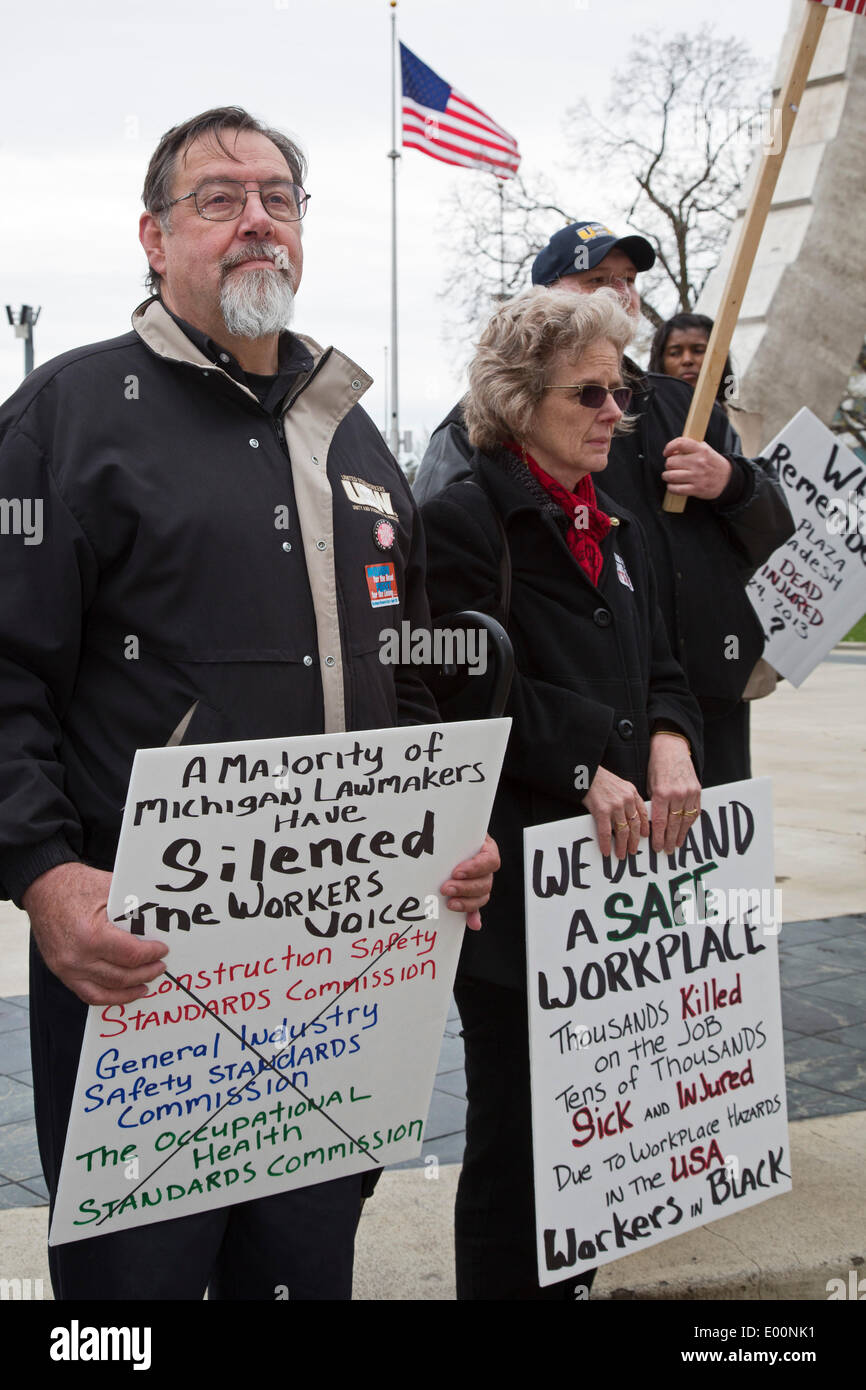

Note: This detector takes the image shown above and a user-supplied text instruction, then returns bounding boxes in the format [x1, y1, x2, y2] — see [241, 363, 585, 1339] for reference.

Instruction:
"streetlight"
[5, 304, 41, 376]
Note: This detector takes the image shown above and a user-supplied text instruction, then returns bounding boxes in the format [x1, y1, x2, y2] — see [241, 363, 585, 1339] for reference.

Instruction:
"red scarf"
[505, 442, 611, 585]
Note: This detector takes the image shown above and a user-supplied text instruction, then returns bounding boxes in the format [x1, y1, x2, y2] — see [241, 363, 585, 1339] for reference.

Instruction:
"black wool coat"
[420, 447, 703, 991]
[599, 371, 794, 705]
[413, 373, 796, 784]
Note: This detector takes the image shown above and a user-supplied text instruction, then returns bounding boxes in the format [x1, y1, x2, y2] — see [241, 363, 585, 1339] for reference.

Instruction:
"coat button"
[282, 541, 292, 552]
[617, 719, 635, 739]
[351, 378, 362, 390]
[593, 608, 612, 628]
[303, 655, 313, 666]
[324, 655, 336, 667]
[249, 439, 259, 448]
[316, 539, 327, 551]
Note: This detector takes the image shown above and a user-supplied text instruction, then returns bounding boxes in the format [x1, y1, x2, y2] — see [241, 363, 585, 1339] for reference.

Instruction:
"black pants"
[701, 700, 751, 788]
[29, 937, 363, 1301]
[454, 974, 596, 1301]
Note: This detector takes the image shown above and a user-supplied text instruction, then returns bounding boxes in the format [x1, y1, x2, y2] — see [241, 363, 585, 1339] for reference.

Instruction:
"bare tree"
[564, 25, 768, 315]
[440, 24, 769, 338]
[438, 171, 577, 352]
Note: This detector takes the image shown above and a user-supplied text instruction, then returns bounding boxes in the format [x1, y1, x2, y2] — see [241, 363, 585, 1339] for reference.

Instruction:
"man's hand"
[22, 863, 169, 1006]
[582, 767, 650, 861]
[647, 733, 702, 855]
[440, 833, 500, 932]
[661, 437, 732, 500]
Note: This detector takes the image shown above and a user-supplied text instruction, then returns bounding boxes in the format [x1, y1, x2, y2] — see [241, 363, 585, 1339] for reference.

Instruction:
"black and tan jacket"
[0, 299, 436, 903]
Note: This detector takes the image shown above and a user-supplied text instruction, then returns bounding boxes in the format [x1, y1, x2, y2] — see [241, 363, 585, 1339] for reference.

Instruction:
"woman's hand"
[582, 767, 649, 860]
[647, 733, 702, 855]
[440, 833, 500, 932]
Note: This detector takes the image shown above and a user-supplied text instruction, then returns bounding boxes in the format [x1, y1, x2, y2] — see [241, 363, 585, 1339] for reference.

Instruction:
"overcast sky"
[0, 0, 794, 444]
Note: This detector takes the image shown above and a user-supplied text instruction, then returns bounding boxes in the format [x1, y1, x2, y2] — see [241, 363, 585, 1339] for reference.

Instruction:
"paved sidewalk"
[0, 993, 43, 1210]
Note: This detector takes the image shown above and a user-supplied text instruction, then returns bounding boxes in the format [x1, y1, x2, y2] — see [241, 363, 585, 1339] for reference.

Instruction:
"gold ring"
[628, 812, 640, 821]
[684, 807, 700, 817]
[614, 820, 629, 830]
[669, 809, 684, 817]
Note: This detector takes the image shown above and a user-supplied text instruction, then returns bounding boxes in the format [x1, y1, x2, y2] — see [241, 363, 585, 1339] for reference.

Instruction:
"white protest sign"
[50, 718, 509, 1247]
[525, 779, 790, 1286]
[748, 408, 866, 685]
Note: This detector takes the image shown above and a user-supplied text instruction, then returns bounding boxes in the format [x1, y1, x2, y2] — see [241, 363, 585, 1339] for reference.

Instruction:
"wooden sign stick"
[663, 0, 828, 513]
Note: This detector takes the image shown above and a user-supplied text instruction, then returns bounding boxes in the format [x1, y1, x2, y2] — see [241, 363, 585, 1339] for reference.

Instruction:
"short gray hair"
[141, 107, 307, 296]
[465, 287, 634, 452]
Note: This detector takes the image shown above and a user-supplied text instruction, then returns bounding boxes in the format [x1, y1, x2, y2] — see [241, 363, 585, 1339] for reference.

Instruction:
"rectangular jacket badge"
[365, 562, 399, 607]
[615, 553, 634, 592]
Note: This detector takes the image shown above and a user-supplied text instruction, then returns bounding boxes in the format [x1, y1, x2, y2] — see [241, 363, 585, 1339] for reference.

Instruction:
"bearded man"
[0, 106, 498, 1300]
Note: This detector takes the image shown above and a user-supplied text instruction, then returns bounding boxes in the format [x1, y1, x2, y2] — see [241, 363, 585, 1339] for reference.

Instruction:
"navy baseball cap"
[531, 221, 656, 285]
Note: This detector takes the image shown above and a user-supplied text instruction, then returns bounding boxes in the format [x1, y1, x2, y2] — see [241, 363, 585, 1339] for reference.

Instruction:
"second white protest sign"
[525, 779, 790, 1286]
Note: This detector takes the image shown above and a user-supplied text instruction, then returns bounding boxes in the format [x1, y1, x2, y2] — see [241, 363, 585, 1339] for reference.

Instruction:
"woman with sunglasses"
[420, 287, 703, 1301]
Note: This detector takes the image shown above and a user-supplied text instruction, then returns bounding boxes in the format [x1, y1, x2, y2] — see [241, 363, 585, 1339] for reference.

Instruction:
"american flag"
[400, 43, 520, 179]
[807, 0, 866, 13]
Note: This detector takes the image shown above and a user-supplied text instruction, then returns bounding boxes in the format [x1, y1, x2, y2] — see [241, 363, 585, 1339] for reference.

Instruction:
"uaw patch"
[615, 553, 634, 592]
[365, 562, 399, 608]
[342, 475, 397, 517]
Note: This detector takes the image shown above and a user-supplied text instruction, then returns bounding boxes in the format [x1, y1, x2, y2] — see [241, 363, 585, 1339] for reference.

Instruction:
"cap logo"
[576, 223, 614, 241]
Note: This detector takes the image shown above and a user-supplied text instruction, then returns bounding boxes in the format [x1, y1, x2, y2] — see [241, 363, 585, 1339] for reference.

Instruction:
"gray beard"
[219, 267, 295, 338]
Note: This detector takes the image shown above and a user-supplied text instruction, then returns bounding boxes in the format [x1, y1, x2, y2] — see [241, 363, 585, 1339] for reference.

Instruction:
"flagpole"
[388, 1, 400, 460]
[497, 181, 506, 298]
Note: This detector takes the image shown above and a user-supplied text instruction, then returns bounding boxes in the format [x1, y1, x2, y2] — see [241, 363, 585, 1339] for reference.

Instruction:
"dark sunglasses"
[542, 383, 632, 411]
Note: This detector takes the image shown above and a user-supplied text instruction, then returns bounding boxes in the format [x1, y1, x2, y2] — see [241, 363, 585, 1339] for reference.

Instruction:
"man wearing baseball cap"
[414, 220, 794, 786]
[531, 218, 656, 302]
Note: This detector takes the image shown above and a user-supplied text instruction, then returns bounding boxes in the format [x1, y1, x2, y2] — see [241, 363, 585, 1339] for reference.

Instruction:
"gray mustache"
[220, 247, 282, 274]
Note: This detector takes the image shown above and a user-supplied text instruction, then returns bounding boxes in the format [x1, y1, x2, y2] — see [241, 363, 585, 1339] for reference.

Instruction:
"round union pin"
[372, 518, 396, 551]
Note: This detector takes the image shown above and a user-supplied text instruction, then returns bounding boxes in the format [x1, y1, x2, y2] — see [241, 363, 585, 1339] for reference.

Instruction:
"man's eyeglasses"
[542, 383, 632, 411]
[585, 275, 635, 290]
[166, 180, 311, 223]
